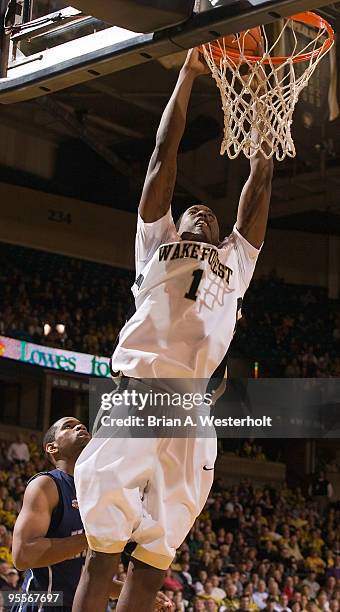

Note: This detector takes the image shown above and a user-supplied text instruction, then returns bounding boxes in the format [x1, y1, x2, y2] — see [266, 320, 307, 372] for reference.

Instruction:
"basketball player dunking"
[73, 48, 273, 612]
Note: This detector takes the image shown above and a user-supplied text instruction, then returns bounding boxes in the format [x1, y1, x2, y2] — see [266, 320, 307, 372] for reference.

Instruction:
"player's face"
[52, 417, 91, 459]
[178, 205, 220, 245]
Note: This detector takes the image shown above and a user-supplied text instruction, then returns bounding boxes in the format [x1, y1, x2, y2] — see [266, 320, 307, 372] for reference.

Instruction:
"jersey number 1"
[185, 270, 204, 301]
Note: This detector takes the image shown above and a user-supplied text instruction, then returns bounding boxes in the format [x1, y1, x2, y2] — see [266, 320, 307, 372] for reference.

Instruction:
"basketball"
[223, 27, 262, 57]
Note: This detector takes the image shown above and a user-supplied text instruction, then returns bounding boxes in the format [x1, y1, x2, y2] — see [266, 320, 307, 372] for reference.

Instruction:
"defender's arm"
[12, 476, 87, 570]
[139, 49, 208, 223]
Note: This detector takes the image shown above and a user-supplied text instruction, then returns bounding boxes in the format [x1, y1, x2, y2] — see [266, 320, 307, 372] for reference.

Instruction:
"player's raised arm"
[236, 77, 274, 249]
[236, 144, 273, 249]
[139, 48, 209, 223]
[12, 476, 87, 570]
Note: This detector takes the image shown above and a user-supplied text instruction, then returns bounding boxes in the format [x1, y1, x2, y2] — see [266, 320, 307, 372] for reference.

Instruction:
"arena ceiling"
[1, 2, 340, 236]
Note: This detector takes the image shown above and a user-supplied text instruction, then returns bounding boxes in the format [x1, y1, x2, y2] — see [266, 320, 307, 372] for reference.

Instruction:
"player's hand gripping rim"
[183, 47, 210, 76]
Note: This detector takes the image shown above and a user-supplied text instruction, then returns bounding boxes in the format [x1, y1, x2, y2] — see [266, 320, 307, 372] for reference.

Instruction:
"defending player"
[73, 48, 273, 612]
[12, 418, 90, 612]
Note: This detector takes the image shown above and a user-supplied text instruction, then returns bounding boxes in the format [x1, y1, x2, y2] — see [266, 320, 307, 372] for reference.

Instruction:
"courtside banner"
[0, 335, 111, 377]
[90, 377, 340, 438]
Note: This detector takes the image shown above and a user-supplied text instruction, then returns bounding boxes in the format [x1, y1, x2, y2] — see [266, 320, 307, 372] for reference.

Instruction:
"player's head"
[176, 204, 220, 246]
[43, 417, 90, 466]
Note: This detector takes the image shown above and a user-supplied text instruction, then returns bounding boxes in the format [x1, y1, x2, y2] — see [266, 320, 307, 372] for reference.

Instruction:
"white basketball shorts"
[74, 380, 217, 570]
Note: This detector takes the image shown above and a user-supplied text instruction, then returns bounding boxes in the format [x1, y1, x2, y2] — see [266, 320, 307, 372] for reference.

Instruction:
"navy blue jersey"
[14, 469, 86, 612]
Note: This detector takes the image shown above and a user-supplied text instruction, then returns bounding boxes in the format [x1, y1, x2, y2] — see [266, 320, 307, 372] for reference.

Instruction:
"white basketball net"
[202, 18, 333, 160]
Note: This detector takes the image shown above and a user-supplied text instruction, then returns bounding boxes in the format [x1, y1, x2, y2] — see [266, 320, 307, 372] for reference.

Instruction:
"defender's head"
[176, 205, 220, 246]
[43, 417, 90, 466]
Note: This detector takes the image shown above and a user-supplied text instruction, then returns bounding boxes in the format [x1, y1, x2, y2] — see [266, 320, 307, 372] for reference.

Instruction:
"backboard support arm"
[0, 0, 19, 77]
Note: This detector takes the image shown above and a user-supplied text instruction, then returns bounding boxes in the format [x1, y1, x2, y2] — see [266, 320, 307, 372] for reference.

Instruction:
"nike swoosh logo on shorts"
[203, 465, 214, 471]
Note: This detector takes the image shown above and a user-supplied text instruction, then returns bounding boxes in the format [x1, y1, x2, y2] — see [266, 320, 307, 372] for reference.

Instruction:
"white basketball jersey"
[111, 208, 260, 382]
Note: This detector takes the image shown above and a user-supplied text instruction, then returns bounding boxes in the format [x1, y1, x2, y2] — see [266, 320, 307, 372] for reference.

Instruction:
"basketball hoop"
[200, 12, 334, 160]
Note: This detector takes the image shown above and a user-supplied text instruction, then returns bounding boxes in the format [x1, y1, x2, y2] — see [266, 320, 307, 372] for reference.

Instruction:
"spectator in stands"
[244, 583, 259, 610]
[254, 446, 266, 461]
[325, 576, 336, 600]
[285, 534, 304, 563]
[210, 574, 226, 600]
[329, 600, 339, 612]
[253, 579, 269, 610]
[4, 568, 19, 592]
[0, 559, 10, 590]
[198, 580, 224, 608]
[205, 600, 219, 612]
[239, 440, 256, 458]
[302, 347, 318, 377]
[224, 583, 240, 610]
[173, 590, 187, 611]
[0, 525, 11, 559]
[309, 472, 333, 513]
[283, 576, 295, 600]
[316, 590, 331, 612]
[274, 594, 292, 612]
[265, 598, 280, 612]
[259, 540, 279, 563]
[177, 560, 194, 600]
[284, 358, 301, 378]
[302, 572, 320, 598]
[194, 570, 209, 595]
[7, 435, 29, 464]
[28, 434, 40, 460]
[268, 579, 281, 602]
[238, 594, 253, 611]
[192, 598, 206, 611]
[279, 546, 295, 570]
[163, 568, 183, 593]
[305, 551, 327, 575]
[326, 555, 340, 580]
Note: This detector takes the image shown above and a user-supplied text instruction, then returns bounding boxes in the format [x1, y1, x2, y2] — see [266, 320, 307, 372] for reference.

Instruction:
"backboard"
[0, 0, 336, 104]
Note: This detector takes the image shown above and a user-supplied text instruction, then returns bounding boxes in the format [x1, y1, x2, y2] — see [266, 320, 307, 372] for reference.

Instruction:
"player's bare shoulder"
[24, 474, 59, 510]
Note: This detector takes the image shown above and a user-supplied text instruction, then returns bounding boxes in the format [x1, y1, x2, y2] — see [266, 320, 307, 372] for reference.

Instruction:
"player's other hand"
[155, 590, 174, 611]
[183, 48, 210, 76]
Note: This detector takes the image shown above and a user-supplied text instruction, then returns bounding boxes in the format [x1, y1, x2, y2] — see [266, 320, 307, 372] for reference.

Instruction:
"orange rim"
[201, 11, 334, 65]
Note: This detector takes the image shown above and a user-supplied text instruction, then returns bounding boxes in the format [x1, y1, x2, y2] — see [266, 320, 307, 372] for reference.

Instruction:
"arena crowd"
[0, 243, 339, 378]
[0, 437, 339, 611]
